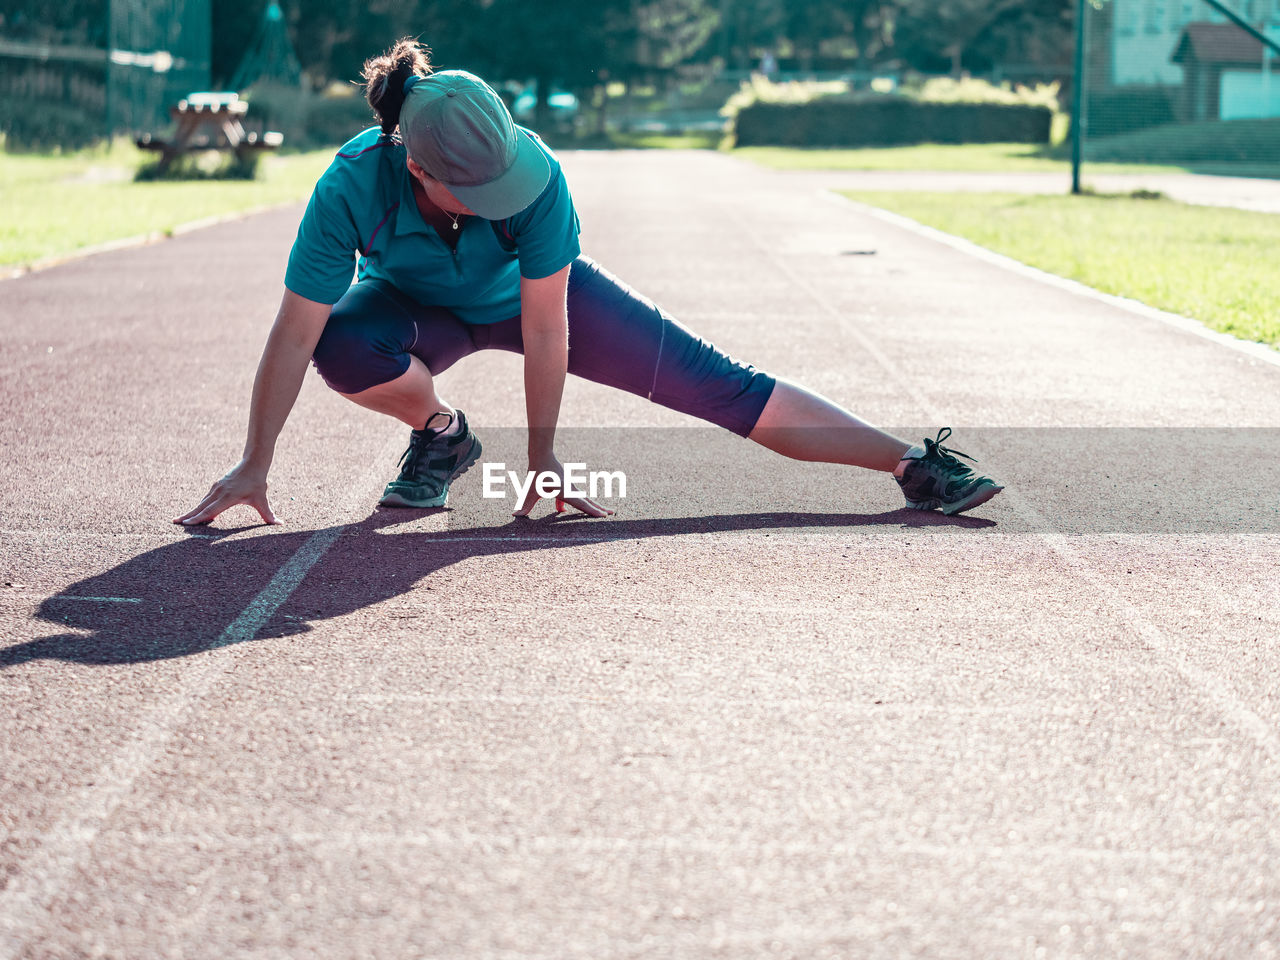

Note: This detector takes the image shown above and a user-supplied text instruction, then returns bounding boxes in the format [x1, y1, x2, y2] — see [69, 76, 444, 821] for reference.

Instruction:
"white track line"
[211, 525, 344, 649]
[0, 437, 399, 958]
[726, 199, 1280, 764]
[1014, 509, 1280, 761]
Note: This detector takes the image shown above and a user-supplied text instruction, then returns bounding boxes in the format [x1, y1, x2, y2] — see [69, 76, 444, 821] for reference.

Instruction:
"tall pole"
[1071, 0, 1087, 195]
[1262, 26, 1275, 117]
[105, 0, 115, 139]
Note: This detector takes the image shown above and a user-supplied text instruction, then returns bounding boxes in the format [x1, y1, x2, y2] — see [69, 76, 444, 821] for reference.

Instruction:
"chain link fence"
[1078, 0, 1280, 173]
[1, 0, 209, 149]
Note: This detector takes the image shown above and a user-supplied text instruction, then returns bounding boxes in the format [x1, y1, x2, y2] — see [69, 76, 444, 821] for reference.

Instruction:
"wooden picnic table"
[136, 92, 283, 170]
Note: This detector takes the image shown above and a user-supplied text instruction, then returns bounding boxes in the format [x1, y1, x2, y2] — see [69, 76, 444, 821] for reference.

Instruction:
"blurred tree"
[633, 0, 721, 70]
[468, 0, 718, 128]
[208, 0, 1075, 96]
[713, 0, 788, 71]
[211, 0, 260, 86]
[0, 0, 109, 44]
[602, 0, 721, 131]
[976, 0, 1074, 77]
[463, 0, 610, 126]
[783, 0, 895, 74]
[893, 0, 1071, 77]
[214, 0, 487, 90]
[285, 0, 393, 88]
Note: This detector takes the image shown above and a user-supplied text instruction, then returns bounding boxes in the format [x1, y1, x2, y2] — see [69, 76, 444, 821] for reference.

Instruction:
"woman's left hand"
[512, 452, 614, 518]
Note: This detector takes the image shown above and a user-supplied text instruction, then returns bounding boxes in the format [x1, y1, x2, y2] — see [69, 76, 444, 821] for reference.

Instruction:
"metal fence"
[0, 0, 210, 148]
[1076, 0, 1280, 176]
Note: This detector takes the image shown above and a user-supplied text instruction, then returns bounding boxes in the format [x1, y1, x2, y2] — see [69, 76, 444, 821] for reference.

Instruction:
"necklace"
[446, 210, 461, 231]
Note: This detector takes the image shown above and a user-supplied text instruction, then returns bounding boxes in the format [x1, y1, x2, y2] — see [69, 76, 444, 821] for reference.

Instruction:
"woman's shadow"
[6, 506, 992, 669]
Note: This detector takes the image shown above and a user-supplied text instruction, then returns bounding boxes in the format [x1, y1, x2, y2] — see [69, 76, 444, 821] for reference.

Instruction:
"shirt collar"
[394, 164, 431, 237]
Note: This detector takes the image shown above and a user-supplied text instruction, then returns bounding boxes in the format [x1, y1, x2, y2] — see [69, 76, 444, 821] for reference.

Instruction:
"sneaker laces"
[919, 427, 978, 479]
[396, 411, 454, 476]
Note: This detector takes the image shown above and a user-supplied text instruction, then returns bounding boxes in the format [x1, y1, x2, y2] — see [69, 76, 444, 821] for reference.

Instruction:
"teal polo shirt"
[284, 125, 581, 324]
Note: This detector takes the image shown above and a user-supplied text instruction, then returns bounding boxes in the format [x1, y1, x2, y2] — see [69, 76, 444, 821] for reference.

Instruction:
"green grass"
[737, 140, 1192, 175]
[603, 130, 725, 150]
[539, 129, 726, 151]
[1, 142, 334, 268]
[734, 141, 1280, 177]
[841, 190, 1280, 348]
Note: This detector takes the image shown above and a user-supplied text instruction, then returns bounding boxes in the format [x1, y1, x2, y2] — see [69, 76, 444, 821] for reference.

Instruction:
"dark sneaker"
[895, 427, 1003, 515]
[379, 410, 482, 508]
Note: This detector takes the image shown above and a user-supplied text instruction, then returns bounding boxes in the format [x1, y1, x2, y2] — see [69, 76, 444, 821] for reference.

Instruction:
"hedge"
[1084, 116, 1280, 165]
[1084, 87, 1176, 139]
[0, 98, 105, 151]
[733, 99, 1053, 147]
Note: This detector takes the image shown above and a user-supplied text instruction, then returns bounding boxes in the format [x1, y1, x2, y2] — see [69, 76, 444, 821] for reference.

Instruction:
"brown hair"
[361, 38, 433, 136]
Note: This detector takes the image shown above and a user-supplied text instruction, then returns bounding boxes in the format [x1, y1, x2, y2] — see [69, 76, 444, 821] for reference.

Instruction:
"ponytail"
[362, 38, 433, 136]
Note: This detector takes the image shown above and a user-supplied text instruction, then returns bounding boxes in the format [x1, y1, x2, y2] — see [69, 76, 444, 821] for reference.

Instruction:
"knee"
[652, 320, 777, 437]
[312, 308, 410, 395]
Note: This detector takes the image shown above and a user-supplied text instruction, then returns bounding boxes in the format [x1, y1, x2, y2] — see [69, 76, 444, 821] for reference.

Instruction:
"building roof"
[1171, 22, 1271, 66]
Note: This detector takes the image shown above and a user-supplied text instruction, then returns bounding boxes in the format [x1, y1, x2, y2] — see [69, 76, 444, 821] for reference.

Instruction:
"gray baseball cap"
[400, 70, 551, 220]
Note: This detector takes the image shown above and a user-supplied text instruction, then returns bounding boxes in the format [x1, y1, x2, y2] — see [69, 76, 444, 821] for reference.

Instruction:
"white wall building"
[1111, 0, 1278, 84]
[1110, 0, 1280, 118]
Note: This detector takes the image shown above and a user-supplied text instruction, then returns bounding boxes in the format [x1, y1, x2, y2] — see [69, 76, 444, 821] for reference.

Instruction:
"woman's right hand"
[173, 289, 331, 528]
[174, 459, 279, 527]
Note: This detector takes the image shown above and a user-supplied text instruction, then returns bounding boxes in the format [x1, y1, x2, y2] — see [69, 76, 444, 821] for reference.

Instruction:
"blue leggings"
[311, 255, 776, 437]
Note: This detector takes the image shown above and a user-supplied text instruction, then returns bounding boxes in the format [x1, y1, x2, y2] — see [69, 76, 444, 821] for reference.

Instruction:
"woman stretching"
[176, 40, 1002, 527]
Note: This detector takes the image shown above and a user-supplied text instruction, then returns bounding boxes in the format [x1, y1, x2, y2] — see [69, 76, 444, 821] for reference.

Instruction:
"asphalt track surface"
[2, 151, 1279, 959]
